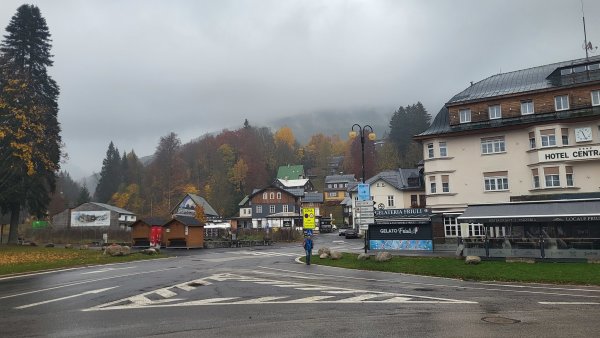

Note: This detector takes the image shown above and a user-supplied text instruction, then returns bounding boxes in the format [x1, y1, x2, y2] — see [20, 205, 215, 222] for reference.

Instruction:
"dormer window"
[459, 109, 471, 123]
[573, 65, 587, 73]
[555, 95, 569, 111]
[488, 105, 501, 119]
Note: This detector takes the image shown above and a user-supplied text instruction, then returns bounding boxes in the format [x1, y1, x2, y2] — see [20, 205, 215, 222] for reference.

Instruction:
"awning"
[457, 199, 600, 223]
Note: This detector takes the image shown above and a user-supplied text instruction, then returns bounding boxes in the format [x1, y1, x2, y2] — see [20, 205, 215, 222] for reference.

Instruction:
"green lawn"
[306, 253, 600, 285]
[0, 245, 165, 276]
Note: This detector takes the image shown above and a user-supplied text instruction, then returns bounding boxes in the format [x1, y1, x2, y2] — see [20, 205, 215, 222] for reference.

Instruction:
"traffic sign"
[355, 200, 373, 207]
[357, 184, 370, 201]
[302, 207, 315, 229]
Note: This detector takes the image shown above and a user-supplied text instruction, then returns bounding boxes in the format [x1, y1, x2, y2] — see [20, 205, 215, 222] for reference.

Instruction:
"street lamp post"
[349, 124, 376, 254]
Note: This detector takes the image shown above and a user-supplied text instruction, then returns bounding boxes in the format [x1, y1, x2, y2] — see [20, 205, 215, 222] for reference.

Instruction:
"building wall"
[187, 227, 204, 248]
[423, 117, 600, 213]
[131, 224, 150, 239]
[164, 223, 185, 244]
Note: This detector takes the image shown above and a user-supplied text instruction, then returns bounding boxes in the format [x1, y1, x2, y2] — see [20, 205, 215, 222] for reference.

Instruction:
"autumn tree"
[273, 126, 298, 166]
[0, 5, 61, 244]
[195, 204, 206, 223]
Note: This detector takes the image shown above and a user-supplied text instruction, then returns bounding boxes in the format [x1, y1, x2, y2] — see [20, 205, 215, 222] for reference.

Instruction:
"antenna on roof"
[582, 0, 597, 61]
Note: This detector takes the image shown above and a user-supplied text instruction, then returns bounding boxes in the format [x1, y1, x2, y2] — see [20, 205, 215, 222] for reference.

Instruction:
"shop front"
[457, 199, 600, 258]
[368, 208, 433, 251]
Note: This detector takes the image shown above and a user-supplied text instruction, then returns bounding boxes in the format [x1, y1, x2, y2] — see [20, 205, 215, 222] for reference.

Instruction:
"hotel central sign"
[538, 145, 600, 163]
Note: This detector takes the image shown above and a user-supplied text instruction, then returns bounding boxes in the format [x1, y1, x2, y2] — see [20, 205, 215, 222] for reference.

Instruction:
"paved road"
[1, 233, 599, 337]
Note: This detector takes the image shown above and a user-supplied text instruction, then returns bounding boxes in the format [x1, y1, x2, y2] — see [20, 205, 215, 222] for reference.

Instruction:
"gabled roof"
[88, 202, 135, 215]
[165, 215, 204, 227]
[325, 174, 356, 184]
[349, 169, 423, 192]
[277, 165, 305, 179]
[277, 178, 310, 188]
[303, 192, 324, 203]
[171, 194, 218, 216]
[247, 185, 298, 200]
[238, 195, 250, 206]
[284, 188, 305, 197]
[129, 217, 166, 227]
[447, 55, 600, 105]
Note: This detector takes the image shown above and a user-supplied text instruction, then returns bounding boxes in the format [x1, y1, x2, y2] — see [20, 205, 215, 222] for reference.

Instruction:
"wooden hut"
[163, 215, 205, 249]
[129, 218, 166, 247]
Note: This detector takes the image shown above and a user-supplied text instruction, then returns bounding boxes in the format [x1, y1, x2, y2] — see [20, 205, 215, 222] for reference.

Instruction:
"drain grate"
[482, 317, 521, 324]
[187, 281, 208, 287]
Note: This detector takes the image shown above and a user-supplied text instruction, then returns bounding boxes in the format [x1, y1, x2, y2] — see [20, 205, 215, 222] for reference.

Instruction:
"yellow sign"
[302, 208, 315, 229]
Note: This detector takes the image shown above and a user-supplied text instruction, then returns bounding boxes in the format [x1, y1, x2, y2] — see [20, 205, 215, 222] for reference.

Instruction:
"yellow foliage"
[195, 205, 207, 223]
[274, 126, 296, 148]
[181, 183, 199, 195]
[228, 159, 248, 192]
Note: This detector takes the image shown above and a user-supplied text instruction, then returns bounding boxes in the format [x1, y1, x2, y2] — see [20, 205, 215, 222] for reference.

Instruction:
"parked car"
[345, 229, 359, 239]
[338, 228, 347, 236]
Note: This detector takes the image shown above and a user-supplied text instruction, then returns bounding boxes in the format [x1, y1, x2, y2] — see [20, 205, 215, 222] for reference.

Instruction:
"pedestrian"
[303, 235, 313, 265]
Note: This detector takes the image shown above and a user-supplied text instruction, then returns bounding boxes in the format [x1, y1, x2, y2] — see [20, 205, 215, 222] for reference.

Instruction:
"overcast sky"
[1, 0, 599, 179]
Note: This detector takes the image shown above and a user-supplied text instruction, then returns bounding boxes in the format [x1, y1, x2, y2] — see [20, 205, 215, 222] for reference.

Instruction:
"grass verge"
[0, 245, 166, 276]
[305, 253, 600, 285]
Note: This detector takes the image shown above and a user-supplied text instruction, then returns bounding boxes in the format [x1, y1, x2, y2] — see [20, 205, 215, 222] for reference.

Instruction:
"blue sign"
[304, 229, 313, 236]
[357, 183, 370, 201]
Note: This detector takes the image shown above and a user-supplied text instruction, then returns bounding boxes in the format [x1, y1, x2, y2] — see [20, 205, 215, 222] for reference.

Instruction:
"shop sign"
[374, 208, 431, 218]
[538, 145, 600, 163]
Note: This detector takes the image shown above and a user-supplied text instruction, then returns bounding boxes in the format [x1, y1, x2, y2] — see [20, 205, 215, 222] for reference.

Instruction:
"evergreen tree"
[94, 141, 122, 203]
[388, 102, 431, 167]
[77, 184, 91, 205]
[0, 5, 61, 244]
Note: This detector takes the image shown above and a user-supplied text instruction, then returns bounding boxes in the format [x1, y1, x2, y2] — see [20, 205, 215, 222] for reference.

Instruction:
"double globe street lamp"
[349, 124, 376, 254]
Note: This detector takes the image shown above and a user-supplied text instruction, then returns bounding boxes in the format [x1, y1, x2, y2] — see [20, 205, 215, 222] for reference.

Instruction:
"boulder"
[142, 248, 158, 255]
[588, 258, 600, 264]
[317, 247, 331, 256]
[319, 253, 329, 259]
[119, 246, 131, 256]
[357, 253, 370, 260]
[465, 256, 481, 265]
[79, 244, 89, 250]
[104, 244, 125, 256]
[64, 244, 73, 249]
[45, 243, 55, 248]
[329, 251, 342, 260]
[375, 252, 392, 262]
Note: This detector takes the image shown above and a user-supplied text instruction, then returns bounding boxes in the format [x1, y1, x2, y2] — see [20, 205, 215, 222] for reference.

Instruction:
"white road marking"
[80, 266, 137, 274]
[539, 302, 600, 305]
[257, 266, 600, 299]
[231, 296, 289, 304]
[16, 287, 118, 309]
[336, 294, 382, 302]
[0, 267, 181, 300]
[156, 289, 178, 298]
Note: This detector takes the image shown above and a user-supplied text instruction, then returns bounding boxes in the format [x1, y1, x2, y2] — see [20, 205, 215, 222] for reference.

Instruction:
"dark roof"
[130, 217, 167, 227]
[325, 174, 356, 184]
[89, 202, 135, 215]
[458, 199, 600, 223]
[187, 194, 218, 216]
[349, 169, 423, 192]
[284, 188, 305, 197]
[303, 192, 324, 203]
[417, 106, 451, 137]
[165, 215, 204, 227]
[448, 55, 600, 105]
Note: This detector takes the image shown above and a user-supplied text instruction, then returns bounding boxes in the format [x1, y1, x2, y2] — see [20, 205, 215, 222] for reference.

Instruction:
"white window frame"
[443, 216, 461, 238]
[521, 100, 534, 115]
[387, 195, 394, 207]
[269, 192, 275, 199]
[277, 192, 282, 199]
[592, 90, 600, 106]
[269, 205, 276, 213]
[533, 175, 540, 188]
[430, 182, 437, 194]
[442, 182, 450, 193]
[484, 176, 509, 191]
[427, 143, 434, 158]
[566, 173, 574, 187]
[263, 192, 268, 199]
[459, 109, 471, 123]
[481, 137, 506, 154]
[256, 205, 263, 213]
[468, 224, 485, 237]
[541, 133, 557, 147]
[545, 174, 560, 187]
[283, 205, 289, 212]
[439, 142, 448, 157]
[555, 95, 569, 111]
[488, 105, 502, 119]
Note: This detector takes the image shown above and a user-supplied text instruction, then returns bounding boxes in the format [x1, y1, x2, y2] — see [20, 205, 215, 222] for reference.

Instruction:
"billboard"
[71, 211, 110, 227]
[174, 195, 197, 216]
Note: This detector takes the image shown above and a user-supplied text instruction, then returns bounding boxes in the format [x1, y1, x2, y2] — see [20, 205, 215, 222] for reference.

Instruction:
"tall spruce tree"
[388, 102, 431, 166]
[94, 141, 122, 203]
[0, 5, 61, 244]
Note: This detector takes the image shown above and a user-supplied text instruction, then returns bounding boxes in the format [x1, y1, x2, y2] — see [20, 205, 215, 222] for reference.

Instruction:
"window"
[429, 176, 436, 194]
[540, 129, 556, 147]
[444, 216, 461, 237]
[334, 183, 338, 188]
[387, 195, 394, 207]
[263, 192, 268, 199]
[439, 142, 448, 157]
[411, 195, 418, 208]
[555, 95, 569, 111]
[592, 90, 600, 106]
[488, 105, 502, 119]
[277, 192, 282, 199]
[481, 137, 505, 154]
[484, 172, 509, 191]
[427, 143, 434, 158]
[256, 205, 263, 213]
[566, 166, 574, 187]
[589, 63, 600, 71]
[328, 192, 337, 197]
[459, 109, 471, 123]
[269, 205, 275, 213]
[442, 175, 450, 193]
[544, 167, 560, 187]
[269, 192, 275, 199]
[468, 224, 485, 237]
[561, 128, 569, 146]
[529, 132, 536, 149]
[521, 100, 534, 115]
[532, 168, 540, 188]
[283, 205, 289, 212]
[573, 65, 586, 73]
[560, 68, 573, 75]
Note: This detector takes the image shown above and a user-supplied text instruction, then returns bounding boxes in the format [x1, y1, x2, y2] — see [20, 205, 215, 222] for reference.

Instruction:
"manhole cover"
[482, 317, 520, 324]
[414, 288, 434, 292]
[188, 282, 207, 287]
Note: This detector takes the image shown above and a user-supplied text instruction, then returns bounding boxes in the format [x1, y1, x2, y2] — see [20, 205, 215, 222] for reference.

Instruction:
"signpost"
[357, 184, 370, 201]
[302, 207, 315, 229]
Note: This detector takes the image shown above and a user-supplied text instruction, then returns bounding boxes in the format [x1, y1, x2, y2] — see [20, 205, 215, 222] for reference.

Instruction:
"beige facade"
[423, 119, 600, 214]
